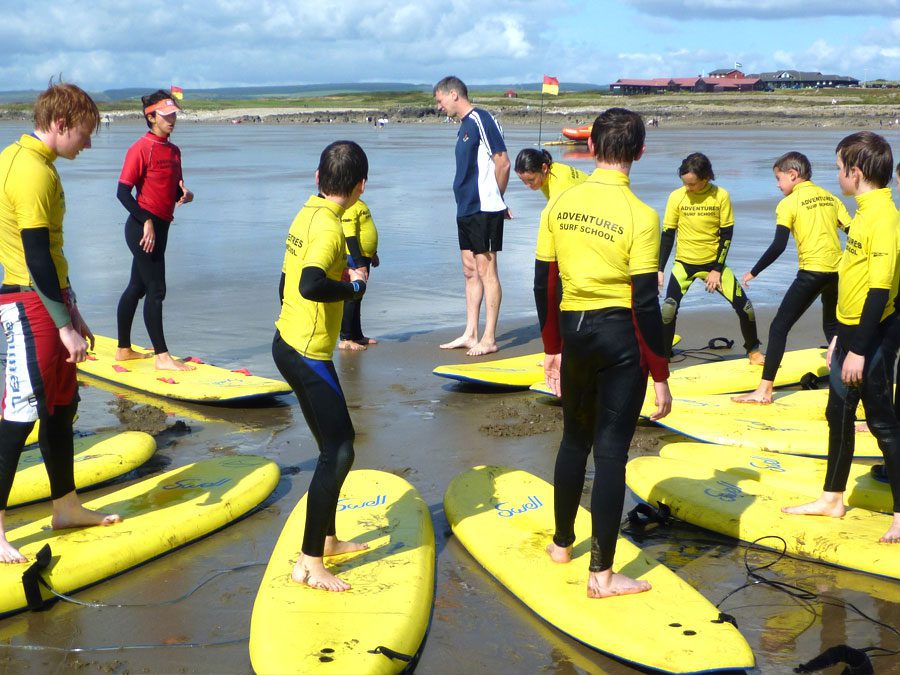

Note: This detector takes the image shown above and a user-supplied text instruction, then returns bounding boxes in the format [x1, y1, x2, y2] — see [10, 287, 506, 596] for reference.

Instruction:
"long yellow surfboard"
[10, 431, 155, 508]
[250, 470, 435, 675]
[627, 455, 899, 580]
[77, 335, 291, 403]
[659, 442, 890, 513]
[444, 466, 754, 673]
[0, 454, 279, 616]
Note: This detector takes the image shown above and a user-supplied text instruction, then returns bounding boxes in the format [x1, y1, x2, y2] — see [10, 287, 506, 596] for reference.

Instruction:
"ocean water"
[4, 119, 897, 359]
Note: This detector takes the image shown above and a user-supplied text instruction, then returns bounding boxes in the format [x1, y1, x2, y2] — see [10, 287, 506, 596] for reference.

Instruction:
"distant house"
[504, 89, 517, 98]
[708, 69, 745, 79]
[751, 70, 859, 89]
[610, 76, 765, 94]
[609, 78, 677, 95]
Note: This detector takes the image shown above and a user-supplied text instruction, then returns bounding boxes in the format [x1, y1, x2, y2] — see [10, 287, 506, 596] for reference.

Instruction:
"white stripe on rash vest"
[470, 110, 506, 214]
[1, 301, 40, 422]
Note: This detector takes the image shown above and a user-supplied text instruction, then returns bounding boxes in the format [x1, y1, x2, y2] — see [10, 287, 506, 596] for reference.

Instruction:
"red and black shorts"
[1, 288, 77, 422]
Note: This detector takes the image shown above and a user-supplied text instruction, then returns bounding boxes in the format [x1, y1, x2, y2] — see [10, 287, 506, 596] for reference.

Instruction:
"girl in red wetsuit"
[115, 90, 194, 371]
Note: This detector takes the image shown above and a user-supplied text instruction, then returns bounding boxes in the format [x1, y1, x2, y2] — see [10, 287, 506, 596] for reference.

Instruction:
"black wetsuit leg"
[116, 215, 171, 354]
[340, 258, 371, 341]
[552, 309, 647, 572]
[272, 332, 355, 556]
[661, 262, 693, 358]
[37, 401, 78, 500]
[714, 265, 760, 353]
[762, 271, 838, 381]
[0, 419, 36, 510]
[825, 322, 900, 511]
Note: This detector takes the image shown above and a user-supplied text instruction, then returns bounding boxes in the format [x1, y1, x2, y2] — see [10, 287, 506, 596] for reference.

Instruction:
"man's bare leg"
[441, 250, 481, 350]
[467, 252, 500, 356]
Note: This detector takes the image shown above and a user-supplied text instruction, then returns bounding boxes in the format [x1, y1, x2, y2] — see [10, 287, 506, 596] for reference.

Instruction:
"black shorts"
[457, 210, 505, 254]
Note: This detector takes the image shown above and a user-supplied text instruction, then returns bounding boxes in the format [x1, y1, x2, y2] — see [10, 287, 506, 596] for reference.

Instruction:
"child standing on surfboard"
[659, 152, 763, 364]
[783, 132, 900, 544]
[114, 90, 194, 371]
[338, 198, 379, 351]
[732, 152, 851, 405]
[0, 82, 121, 563]
[272, 141, 369, 591]
[539, 108, 671, 597]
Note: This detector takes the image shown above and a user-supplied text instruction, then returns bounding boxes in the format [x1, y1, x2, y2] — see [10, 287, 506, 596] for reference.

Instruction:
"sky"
[0, 0, 897, 92]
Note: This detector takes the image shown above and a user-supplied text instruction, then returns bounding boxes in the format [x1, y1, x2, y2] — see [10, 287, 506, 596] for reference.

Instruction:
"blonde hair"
[33, 82, 100, 133]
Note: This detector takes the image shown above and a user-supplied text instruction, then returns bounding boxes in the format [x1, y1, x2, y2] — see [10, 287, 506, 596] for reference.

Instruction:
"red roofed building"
[610, 74, 766, 94]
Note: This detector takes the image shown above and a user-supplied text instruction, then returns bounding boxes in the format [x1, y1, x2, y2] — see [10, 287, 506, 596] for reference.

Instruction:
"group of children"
[1, 81, 898, 603]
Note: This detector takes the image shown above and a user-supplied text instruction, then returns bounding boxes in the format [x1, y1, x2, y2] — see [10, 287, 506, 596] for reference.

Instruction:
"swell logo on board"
[748, 456, 786, 473]
[495, 496, 543, 518]
[337, 495, 386, 511]
[163, 478, 232, 490]
[704, 480, 744, 502]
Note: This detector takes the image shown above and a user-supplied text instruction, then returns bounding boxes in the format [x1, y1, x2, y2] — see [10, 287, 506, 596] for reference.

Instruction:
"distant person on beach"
[0, 82, 121, 563]
[659, 152, 763, 363]
[539, 108, 671, 597]
[732, 152, 851, 404]
[272, 140, 369, 591]
[782, 132, 900, 543]
[433, 76, 510, 356]
[515, 148, 587, 336]
[114, 90, 194, 371]
[339, 198, 379, 351]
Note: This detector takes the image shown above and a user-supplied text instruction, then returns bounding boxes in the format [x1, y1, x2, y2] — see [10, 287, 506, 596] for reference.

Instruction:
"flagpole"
[538, 90, 545, 146]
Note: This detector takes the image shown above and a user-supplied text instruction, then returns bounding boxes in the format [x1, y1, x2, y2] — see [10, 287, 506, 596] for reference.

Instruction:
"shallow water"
[0, 120, 898, 673]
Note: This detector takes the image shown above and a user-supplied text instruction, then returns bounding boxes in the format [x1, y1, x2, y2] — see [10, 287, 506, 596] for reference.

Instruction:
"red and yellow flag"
[542, 75, 559, 96]
[171, 85, 184, 100]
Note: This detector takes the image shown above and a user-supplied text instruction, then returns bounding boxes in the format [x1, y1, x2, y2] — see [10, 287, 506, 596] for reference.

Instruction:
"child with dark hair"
[515, 148, 587, 336]
[733, 151, 851, 404]
[539, 108, 671, 598]
[115, 89, 194, 371]
[783, 132, 900, 544]
[272, 140, 370, 591]
[659, 152, 762, 363]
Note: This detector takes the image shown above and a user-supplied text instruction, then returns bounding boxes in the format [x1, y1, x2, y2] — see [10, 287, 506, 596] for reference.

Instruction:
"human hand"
[705, 270, 722, 292]
[176, 181, 193, 206]
[648, 380, 672, 420]
[69, 303, 94, 351]
[140, 219, 155, 253]
[657, 271, 664, 291]
[842, 351, 865, 386]
[352, 266, 368, 282]
[371, 253, 380, 268]
[826, 335, 837, 368]
[59, 324, 88, 363]
[741, 271, 755, 289]
[543, 353, 561, 397]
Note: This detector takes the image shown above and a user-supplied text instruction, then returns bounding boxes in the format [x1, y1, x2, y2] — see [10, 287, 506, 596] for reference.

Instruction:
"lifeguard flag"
[542, 75, 559, 96]
[171, 86, 184, 100]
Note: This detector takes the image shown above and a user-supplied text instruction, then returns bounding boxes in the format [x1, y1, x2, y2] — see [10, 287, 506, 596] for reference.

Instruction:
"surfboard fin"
[21, 543, 52, 611]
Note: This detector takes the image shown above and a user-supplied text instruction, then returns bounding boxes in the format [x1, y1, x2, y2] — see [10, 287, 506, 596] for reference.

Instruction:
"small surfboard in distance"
[10, 431, 156, 508]
[444, 465, 754, 673]
[659, 442, 890, 513]
[627, 455, 898, 580]
[250, 469, 434, 675]
[78, 335, 291, 403]
[0, 454, 279, 616]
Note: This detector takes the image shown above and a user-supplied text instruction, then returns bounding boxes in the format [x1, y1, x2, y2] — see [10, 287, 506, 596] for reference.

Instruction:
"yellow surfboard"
[659, 442, 890, 513]
[627, 455, 899, 579]
[641, 387, 830, 421]
[444, 466, 754, 672]
[250, 470, 435, 675]
[0, 454, 279, 616]
[10, 431, 156, 508]
[78, 335, 291, 403]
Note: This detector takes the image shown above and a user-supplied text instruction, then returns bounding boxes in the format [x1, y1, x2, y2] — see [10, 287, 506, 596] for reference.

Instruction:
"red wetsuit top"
[118, 132, 183, 222]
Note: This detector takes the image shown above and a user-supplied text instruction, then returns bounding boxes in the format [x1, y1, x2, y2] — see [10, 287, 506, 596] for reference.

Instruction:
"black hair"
[773, 151, 812, 180]
[317, 141, 368, 197]
[141, 89, 179, 128]
[590, 108, 645, 164]
[433, 76, 468, 100]
[515, 148, 553, 174]
[678, 152, 715, 181]
[836, 132, 893, 188]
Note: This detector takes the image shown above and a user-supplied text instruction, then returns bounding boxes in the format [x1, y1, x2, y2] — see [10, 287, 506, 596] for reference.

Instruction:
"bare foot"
[156, 353, 196, 371]
[115, 347, 152, 361]
[587, 570, 652, 598]
[781, 492, 845, 517]
[323, 536, 369, 557]
[291, 553, 351, 592]
[355, 336, 378, 345]
[466, 341, 498, 357]
[731, 389, 773, 405]
[545, 542, 572, 564]
[440, 335, 477, 350]
[338, 339, 367, 352]
[0, 537, 27, 564]
[748, 351, 766, 366]
[51, 504, 122, 530]
[856, 422, 870, 434]
[879, 514, 900, 543]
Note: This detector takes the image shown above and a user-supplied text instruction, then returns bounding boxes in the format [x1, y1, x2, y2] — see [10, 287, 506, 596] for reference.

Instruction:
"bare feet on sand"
[587, 570, 652, 598]
[748, 351, 766, 366]
[466, 341, 498, 357]
[115, 347, 153, 361]
[781, 492, 845, 518]
[440, 335, 476, 351]
[355, 336, 378, 345]
[51, 494, 122, 530]
[156, 352, 195, 371]
[546, 542, 572, 563]
[731, 383, 774, 405]
[338, 340, 367, 352]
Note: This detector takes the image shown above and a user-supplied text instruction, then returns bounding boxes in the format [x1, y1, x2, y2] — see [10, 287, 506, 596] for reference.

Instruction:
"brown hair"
[590, 108, 645, 164]
[433, 76, 468, 100]
[773, 151, 812, 180]
[678, 152, 715, 181]
[318, 141, 368, 197]
[33, 82, 100, 133]
[835, 131, 893, 188]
